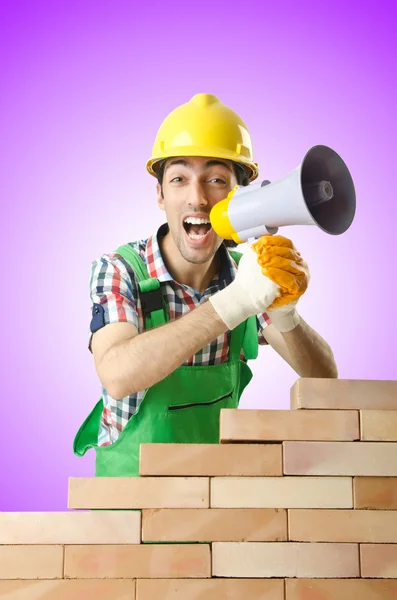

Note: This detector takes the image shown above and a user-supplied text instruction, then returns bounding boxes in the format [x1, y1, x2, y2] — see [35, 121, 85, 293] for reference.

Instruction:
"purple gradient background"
[1, 0, 396, 511]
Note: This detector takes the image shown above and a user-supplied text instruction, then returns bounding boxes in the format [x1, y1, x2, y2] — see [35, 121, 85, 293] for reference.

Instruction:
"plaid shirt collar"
[144, 223, 237, 291]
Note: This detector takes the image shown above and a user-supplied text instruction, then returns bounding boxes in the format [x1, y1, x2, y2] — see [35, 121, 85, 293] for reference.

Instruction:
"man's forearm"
[102, 301, 228, 399]
[281, 316, 338, 378]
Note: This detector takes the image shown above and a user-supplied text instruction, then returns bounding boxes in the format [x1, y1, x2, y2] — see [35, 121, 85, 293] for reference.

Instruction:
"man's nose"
[188, 182, 208, 208]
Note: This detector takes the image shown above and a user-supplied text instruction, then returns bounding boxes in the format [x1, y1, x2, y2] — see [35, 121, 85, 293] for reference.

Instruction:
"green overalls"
[73, 244, 259, 477]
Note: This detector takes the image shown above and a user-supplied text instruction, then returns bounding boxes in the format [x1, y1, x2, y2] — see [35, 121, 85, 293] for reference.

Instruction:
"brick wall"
[1, 377, 397, 599]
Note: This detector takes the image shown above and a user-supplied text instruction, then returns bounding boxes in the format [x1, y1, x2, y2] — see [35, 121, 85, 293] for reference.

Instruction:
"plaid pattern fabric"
[89, 223, 272, 446]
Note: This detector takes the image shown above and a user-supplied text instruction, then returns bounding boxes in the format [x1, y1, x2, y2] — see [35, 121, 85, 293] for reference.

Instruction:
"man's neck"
[159, 232, 220, 295]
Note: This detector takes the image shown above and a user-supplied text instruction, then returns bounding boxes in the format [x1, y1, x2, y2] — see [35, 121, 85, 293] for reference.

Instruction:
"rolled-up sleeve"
[88, 253, 139, 352]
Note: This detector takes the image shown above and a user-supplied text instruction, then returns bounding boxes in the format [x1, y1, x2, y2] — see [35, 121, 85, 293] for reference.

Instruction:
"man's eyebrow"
[205, 160, 233, 172]
[165, 159, 189, 171]
[165, 159, 233, 172]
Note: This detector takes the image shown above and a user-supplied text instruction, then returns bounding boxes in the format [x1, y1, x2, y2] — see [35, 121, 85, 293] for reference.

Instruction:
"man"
[73, 93, 337, 477]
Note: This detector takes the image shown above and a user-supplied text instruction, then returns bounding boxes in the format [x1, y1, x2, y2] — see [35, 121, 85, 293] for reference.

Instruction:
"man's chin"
[180, 246, 217, 265]
[179, 237, 219, 263]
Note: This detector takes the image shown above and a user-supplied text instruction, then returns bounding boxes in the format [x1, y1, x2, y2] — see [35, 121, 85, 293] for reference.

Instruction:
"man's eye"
[169, 176, 226, 183]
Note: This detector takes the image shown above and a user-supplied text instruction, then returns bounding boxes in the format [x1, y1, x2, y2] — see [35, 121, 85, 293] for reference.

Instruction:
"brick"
[0, 545, 63, 579]
[0, 580, 136, 599]
[142, 508, 287, 542]
[136, 578, 284, 600]
[212, 542, 359, 578]
[283, 441, 397, 476]
[361, 544, 397, 578]
[285, 579, 397, 600]
[360, 410, 397, 441]
[354, 477, 397, 509]
[0, 511, 141, 545]
[139, 443, 282, 476]
[289, 509, 397, 543]
[291, 378, 397, 410]
[211, 476, 352, 508]
[64, 544, 210, 579]
[68, 477, 209, 509]
[220, 408, 359, 442]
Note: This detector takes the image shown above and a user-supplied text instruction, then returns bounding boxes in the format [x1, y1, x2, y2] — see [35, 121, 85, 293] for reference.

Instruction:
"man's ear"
[156, 183, 165, 211]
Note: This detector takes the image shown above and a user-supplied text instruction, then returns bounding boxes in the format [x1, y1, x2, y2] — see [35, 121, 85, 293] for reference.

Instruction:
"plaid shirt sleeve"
[256, 311, 272, 346]
[88, 253, 139, 352]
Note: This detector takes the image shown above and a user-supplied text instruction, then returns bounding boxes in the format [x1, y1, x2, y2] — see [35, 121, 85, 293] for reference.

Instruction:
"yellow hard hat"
[146, 93, 259, 182]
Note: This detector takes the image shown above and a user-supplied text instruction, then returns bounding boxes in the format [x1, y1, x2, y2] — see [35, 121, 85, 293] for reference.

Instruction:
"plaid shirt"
[89, 223, 271, 447]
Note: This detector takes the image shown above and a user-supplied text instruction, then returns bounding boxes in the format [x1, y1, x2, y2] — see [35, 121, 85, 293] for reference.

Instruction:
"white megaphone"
[210, 145, 356, 243]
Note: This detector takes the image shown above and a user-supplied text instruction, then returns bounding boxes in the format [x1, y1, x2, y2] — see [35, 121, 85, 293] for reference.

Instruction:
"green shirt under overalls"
[73, 244, 259, 477]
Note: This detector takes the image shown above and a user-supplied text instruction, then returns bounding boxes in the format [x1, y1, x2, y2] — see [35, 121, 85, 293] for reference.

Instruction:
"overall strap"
[115, 244, 168, 329]
[229, 249, 259, 361]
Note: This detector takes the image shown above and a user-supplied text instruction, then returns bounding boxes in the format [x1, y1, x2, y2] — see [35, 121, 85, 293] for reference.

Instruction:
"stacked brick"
[1, 378, 396, 599]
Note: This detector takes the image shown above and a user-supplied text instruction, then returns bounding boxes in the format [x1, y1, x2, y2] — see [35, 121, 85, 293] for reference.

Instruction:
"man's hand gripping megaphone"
[209, 235, 310, 332]
[252, 235, 310, 331]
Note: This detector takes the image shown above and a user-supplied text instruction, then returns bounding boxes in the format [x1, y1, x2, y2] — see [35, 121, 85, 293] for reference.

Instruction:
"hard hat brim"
[146, 148, 259, 182]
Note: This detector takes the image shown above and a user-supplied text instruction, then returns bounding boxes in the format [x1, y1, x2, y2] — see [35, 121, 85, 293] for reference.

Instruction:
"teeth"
[188, 233, 207, 239]
[184, 217, 210, 225]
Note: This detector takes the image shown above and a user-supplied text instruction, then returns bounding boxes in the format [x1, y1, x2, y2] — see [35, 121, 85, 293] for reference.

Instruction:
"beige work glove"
[209, 244, 280, 330]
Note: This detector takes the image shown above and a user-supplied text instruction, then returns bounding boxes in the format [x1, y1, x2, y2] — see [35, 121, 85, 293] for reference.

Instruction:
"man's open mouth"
[183, 217, 212, 240]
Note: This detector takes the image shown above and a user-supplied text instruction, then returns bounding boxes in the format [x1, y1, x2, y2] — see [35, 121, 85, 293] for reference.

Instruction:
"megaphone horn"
[210, 145, 356, 243]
